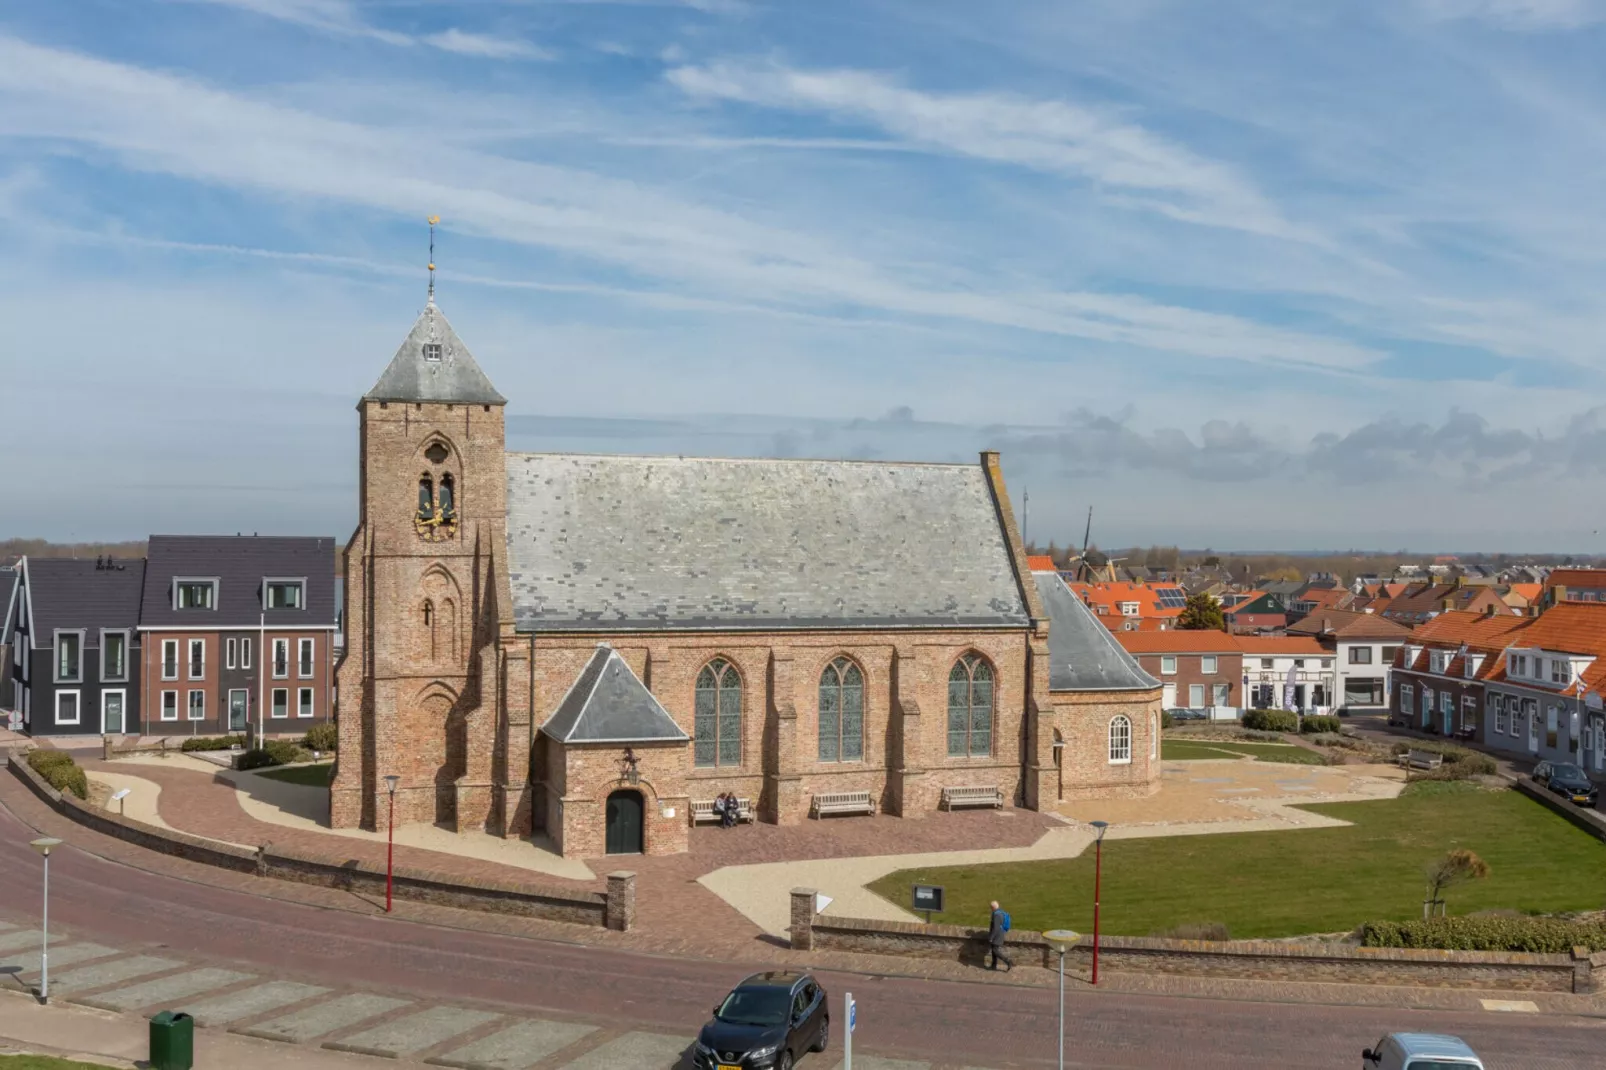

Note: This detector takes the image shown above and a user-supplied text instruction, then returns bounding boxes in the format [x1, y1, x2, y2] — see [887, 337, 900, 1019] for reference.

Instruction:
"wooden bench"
[810, 791, 876, 819]
[1402, 749, 1444, 771]
[940, 785, 1004, 810]
[691, 797, 753, 825]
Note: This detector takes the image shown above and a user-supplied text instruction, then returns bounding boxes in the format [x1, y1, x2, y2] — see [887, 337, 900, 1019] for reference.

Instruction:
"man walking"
[987, 900, 1013, 971]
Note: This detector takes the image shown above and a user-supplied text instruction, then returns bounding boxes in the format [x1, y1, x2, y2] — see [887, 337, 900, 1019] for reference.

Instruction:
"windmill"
[1065, 507, 1124, 583]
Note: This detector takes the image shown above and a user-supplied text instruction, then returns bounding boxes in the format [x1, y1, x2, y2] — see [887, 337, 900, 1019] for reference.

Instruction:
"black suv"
[694, 971, 829, 1069]
[1534, 761, 1599, 807]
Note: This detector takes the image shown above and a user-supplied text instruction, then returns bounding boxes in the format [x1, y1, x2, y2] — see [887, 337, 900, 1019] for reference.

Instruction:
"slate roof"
[0, 567, 16, 643]
[504, 453, 1031, 632]
[1034, 573, 1159, 692]
[540, 644, 690, 744]
[22, 557, 147, 637]
[140, 536, 338, 629]
[364, 300, 506, 406]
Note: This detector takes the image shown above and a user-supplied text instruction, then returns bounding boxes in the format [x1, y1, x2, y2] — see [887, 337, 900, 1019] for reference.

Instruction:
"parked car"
[1362, 1032, 1484, 1069]
[1533, 761, 1599, 807]
[694, 971, 829, 1070]
[1166, 707, 1209, 721]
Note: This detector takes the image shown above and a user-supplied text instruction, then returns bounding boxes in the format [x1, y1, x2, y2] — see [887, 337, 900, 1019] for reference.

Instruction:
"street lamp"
[1089, 820, 1110, 986]
[383, 775, 400, 913]
[1043, 928, 1080, 1070]
[29, 837, 62, 1003]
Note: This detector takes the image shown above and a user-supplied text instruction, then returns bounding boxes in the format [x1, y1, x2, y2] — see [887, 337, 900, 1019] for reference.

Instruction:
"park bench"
[940, 785, 1004, 810]
[691, 797, 753, 824]
[1401, 749, 1444, 771]
[1454, 725, 1477, 741]
[810, 790, 876, 819]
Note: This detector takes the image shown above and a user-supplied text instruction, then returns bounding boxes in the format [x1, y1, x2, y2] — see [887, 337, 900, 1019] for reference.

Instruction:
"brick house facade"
[331, 299, 1160, 858]
[1387, 611, 1528, 741]
[1113, 631, 1243, 712]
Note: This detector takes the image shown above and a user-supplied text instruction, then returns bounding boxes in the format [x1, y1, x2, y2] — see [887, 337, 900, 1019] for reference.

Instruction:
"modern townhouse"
[4, 557, 145, 737]
[1237, 636, 1337, 712]
[0, 564, 17, 717]
[1115, 630, 1244, 715]
[1537, 568, 1606, 611]
[1389, 611, 1528, 741]
[137, 535, 337, 738]
[1481, 602, 1606, 774]
[1287, 610, 1410, 712]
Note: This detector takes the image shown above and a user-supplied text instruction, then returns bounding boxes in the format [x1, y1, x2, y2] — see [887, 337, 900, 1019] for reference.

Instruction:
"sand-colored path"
[701, 759, 1408, 936]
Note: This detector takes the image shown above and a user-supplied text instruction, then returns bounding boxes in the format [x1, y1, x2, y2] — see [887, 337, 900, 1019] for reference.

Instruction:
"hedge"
[1361, 915, 1606, 953]
[1300, 715, 1341, 735]
[1242, 709, 1298, 732]
[1389, 740, 1497, 779]
[27, 749, 89, 800]
[238, 739, 312, 771]
[1160, 711, 1174, 730]
[303, 723, 338, 752]
[180, 735, 247, 753]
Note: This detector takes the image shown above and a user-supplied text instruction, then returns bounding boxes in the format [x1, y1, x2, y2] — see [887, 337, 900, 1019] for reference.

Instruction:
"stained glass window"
[819, 657, 864, 762]
[695, 658, 742, 767]
[947, 654, 994, 757]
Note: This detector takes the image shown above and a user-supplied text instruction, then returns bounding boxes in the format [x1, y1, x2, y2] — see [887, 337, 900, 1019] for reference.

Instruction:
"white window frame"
[1108, 715, 1132, 765]
[271, 687, 289, 719]
[1120, 601, 1140, 617]
[297, 637, 314, 679]
[172, 578, 219, 611]
[1494, 694, 1507, 735]
[1440, 692, 1453, 715]
[263, 578, 307, 612]
[240, 637, 252, 670]
[1400, 683, 1413, 713]
[187, 689, 206, 722]
[1160, 655, 1177, 675]
[188, 638, 206, 680]
[272, 638, 289, 679]
[160, 690, 179, 722]
[297, 686, 315, 719]
[1552, 659, 1570, 685]
[101, 629, 130, 683]
[54, 629, 84, 683]
[1201, 655, 1218, 675]
[1349, 646, 1373, 665]
[1189, 683, 1205, 707]
[162, 639, 179, 681]
[55, 689, 81, 726]
[226, 637, 237, 670]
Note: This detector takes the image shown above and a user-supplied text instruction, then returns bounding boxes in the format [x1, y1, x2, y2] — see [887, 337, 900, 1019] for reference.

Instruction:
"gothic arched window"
[694, 658, 742, 767]
[947, 654, 994, 757]
[439, 473, 456, 520]
[818, 657, 864, 762]
[418, 475, 435, 521]
[1109, 715, 1133, 764]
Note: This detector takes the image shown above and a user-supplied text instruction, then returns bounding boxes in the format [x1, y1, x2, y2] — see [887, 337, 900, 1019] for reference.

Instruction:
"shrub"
[1300, 715, 1341, 735]
[1239, 729, 1285, 742]
[264, 739, 310, 764]
[1154, 922, 1230, 942]
[180, 735, 247, 753]
[1361, 915, 1606, 953]
[1242, 710, 1298, 733]
[1392, 741, 1496, 780]
[302, 723, 338, 752]
[27, 749, 88, 800]
[237, 747, 281, 771]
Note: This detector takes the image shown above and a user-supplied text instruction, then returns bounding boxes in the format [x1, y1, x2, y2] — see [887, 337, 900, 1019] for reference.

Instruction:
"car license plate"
[718, 1064, 742, 1070]
[1574, 795, 1592, 803]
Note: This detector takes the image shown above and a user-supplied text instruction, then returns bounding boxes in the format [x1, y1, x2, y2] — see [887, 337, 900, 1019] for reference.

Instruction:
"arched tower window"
[1109, 715, 1133, 765]
[439, 473, 456, 521]
[694, 658, 742, 767]
[947, 654, 994, 757]
[423, 600, 435, 660]
[417, 475, 435, 521]
[818, 657, 864, 762]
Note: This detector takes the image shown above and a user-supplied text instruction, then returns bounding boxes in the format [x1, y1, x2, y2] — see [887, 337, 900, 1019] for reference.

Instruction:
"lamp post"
[1043, 928, 1079, 1070]
[1089, 820, 1109, 986]
[383, 775, 400, 913]
[30, 837, 62, 1003]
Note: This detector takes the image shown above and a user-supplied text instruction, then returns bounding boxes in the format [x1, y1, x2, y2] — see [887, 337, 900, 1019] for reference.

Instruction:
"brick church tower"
[330, 296, 525, 836]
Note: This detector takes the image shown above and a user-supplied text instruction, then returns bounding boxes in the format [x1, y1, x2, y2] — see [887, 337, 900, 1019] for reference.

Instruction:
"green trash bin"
[149, 1009, 194, 1070]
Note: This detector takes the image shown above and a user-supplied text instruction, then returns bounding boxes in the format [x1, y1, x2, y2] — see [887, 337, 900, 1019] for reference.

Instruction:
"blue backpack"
[998, 910, 1011, 933]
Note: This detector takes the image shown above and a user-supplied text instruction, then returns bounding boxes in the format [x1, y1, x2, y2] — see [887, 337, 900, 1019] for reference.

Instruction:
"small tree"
[1177, 592, 1226, 631]
[1423, 849, 1490, 918]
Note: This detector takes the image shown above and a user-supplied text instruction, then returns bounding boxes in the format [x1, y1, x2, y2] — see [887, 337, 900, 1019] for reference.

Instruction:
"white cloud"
[1416, 0, 1606, 29]
[422, 29, 554, 61]
[667, 61, 1318, 244]
[180, 0, 549, 58]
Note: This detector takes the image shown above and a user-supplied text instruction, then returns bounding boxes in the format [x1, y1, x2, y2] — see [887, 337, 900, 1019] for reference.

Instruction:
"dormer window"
[264, 579, 305, 611]
[423, 342, 443, 362]
[174, 579, 217, 610]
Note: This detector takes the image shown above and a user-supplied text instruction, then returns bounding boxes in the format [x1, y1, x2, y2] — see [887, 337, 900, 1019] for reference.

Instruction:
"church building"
[331, 297, 1162, 857]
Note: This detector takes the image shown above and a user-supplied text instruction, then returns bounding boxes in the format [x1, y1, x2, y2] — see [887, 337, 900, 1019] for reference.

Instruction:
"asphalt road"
[0, 804, 1601, 1069]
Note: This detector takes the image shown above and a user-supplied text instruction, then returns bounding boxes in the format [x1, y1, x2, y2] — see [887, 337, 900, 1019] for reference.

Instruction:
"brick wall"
[1047, 689, 1163, 802]
[1132, 651, 1243, 709]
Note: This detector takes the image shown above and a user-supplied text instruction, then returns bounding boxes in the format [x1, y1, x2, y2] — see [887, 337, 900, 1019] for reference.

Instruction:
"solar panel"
[1155, 587, 1187, 608]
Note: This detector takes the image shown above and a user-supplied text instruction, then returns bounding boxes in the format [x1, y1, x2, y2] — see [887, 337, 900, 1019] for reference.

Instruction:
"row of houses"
[2, 536, 338, 738]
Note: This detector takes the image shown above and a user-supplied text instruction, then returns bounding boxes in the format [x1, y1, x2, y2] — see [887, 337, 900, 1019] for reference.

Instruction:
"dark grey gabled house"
[6, 557, 146, 737]
[1, 564, 17, 718]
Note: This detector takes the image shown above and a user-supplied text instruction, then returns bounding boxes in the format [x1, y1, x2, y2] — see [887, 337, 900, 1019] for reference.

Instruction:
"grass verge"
[253, 762, 333, 787]
[0, 1056, 120, 1069]
[1161, 739, 1329, 765]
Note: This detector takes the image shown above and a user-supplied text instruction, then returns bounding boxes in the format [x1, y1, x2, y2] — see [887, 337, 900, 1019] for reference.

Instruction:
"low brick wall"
[789, 893, 1596, 993]
[1513, 777, 1606, 844]
[8, 751, 626, 930]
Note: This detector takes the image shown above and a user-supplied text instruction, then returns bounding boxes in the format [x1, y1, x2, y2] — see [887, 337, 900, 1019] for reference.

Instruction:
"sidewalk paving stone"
[429, 1019, 598, 1069]
[76, 966, 254, 1013]
[238, 992, 412, 1044]
[1, 943, 121, 976]
[181, 980, 331, 1027]
[0, 931, 46, 954]
[832, 1060, 930, 1070]
[557, 1031, 692, 1070]
[48, 955, 183, 993]
[325, 1005, 501, 1058]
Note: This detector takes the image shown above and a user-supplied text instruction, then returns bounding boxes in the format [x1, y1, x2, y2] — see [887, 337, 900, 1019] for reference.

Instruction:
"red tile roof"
[1543, 568, 1606, 591]
[1504, 583, 1542, 603]
[1288, 609, 1410, 640]
[1114, 630, 1240, 654]
[1407, 610, 1530, 651]
[1069, 582, 1185, 621]
[1026, 555, 1057, 573]
[1234, 636, 1329, 655]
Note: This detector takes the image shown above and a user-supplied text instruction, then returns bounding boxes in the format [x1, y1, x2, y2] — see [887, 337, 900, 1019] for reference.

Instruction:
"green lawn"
[869, 787, 1606, 939]
[254, 762, 332, 787]
[0, 1056, 119, 1069]
[1161, 738, 1329, 765]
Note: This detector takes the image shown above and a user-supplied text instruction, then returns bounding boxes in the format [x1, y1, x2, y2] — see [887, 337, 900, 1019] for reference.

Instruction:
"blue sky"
[5, 0, 1606, 550]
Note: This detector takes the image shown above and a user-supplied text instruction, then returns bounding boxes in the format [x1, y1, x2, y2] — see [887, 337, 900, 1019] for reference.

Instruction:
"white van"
[1362, 1033, 1485, 1070]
